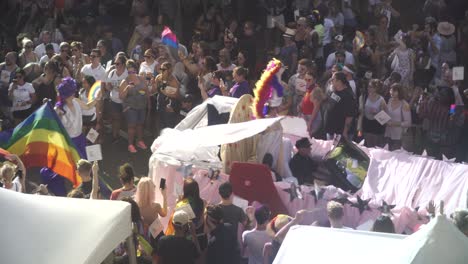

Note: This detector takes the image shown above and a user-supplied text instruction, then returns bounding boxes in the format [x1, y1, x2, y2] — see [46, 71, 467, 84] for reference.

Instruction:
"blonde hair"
[327, 201, 344, 220]
[0, 163, 15, 180]
[135, 177, 156, 208]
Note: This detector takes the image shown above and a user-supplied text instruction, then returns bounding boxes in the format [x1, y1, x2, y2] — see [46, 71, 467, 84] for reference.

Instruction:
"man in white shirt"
[242, 205, 272, 264]
[34, 31, 60, 58]
[325, 35, 355, 69]
[80, 49, 106, 81]
[217, 48, 237, 72]
[39, 43, 56, 66]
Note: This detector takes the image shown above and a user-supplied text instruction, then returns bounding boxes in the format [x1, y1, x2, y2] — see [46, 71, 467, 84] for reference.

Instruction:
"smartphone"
[449, 104, 456, 115]
[160, 178, 166, 189]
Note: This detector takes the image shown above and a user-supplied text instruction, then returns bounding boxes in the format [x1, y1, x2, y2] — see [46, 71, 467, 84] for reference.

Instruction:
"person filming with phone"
[8, 68, 36, 125]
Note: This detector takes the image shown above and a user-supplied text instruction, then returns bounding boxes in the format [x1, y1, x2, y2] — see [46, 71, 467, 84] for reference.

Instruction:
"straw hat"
[437, 22, 455, 36]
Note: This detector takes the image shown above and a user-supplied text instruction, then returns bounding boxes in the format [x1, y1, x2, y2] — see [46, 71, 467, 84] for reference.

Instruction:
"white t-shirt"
[322, 18, 335, 45]
[242, 229, 272, 264]
[34, 42, 59, 58]
[79, 89, 96, 118]
[217, 63, 237, 72]
[10, 82, 35, 111]
[60, 99, 83, 138]
[81, 64, 106, 81]
[39, 55, 53, 66]
[107, 69, 128, 104]
[3, 176, 22, 192]
[139, 61, 157, 75]
[325, 51, 355, 69]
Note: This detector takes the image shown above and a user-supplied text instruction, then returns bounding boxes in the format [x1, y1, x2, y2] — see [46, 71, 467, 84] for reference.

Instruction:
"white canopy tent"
[273, 225, 406, 264]
[274, 216, 468, 264]
[0, 189, 133, 264]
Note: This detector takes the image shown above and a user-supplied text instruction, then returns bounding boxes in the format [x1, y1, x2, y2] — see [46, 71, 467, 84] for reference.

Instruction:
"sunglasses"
[144, 55, 152, 58]
[160, 68, 168, 71]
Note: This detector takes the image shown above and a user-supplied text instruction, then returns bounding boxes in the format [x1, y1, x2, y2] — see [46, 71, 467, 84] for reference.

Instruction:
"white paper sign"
[453, 66, 464, 81]
[294, 9, 300, 21]
[374, 110, 391, 125]
[85, 144, 102, 162]
[176, 203, 196, 219]
[86, 128, 99, 143]
[1, 70, 10, 83]
[232, 195, 249, 211]
[149, 218, 164, 238]
[295, 78, 307, 92]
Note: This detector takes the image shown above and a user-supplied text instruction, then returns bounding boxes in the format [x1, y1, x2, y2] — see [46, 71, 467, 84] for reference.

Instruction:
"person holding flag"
[55, 77, 101, 158]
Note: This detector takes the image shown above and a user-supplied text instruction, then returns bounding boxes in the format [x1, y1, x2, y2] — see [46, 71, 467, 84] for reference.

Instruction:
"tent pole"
[126, 235, 137, 264]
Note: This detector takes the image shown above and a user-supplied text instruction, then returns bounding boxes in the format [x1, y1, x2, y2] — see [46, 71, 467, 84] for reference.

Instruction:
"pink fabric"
[149, 140, 465, 233]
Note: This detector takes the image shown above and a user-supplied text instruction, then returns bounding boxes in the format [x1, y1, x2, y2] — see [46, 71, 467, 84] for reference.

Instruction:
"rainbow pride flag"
[161, 26, 178, 49]
[88, 80, 102, 102]
[2, 103, 81, 187]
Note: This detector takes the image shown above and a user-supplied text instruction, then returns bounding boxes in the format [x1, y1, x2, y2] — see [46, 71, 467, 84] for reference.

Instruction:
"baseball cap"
[334, 35, 344, 42]
[172, 210, 190, 226]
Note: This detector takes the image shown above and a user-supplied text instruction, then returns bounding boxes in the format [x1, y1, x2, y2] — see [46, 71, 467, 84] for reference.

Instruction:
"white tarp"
[0, 189, 132, 264]
[274, 225, 406, 264]
[175, 95, 239, 131]
[152, 117, 283, 163]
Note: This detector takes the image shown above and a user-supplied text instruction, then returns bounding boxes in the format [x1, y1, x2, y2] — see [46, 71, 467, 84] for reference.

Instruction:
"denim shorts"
[124, 107, 145, 125]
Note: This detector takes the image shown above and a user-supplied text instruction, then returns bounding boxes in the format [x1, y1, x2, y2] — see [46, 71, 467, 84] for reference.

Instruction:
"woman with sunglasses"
[119, 60, 149, 153]
[8, 68, 36, 125]
[139, 49, 157, 76]
[18, 38, 39, 67]
[153, 62, 180, 131]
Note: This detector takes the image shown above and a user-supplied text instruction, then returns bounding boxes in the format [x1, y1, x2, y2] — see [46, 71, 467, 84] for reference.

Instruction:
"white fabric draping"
[361, 148, 468, 215]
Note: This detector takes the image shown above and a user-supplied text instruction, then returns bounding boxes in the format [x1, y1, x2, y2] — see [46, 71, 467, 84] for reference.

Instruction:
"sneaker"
[128, 144, 137, 153]
[136, 141, 147, 150]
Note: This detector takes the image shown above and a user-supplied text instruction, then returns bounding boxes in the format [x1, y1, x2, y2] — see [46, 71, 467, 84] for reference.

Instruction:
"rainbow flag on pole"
[161, 26, 178, 49]
[2, 103, 81, 187]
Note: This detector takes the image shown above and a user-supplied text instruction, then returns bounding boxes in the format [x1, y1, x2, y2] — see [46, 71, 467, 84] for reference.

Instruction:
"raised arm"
[90, 161, 99, 199]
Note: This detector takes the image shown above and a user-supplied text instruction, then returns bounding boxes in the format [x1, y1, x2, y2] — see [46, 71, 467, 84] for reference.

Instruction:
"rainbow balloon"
[88, 80, 101, 102]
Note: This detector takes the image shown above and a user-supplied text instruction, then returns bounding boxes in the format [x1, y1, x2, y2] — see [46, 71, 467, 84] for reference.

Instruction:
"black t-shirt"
[289, 153, 317, 185]
[324, 88, 357, 135]
[206, 223, 240, 264]
[220, 204, 247, 236]
[156, 235, 199, 264]
[77, 180, 92, 198]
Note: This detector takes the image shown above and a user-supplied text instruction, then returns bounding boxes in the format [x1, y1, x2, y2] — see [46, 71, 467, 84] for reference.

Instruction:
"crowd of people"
[1, 0, 468, 263]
